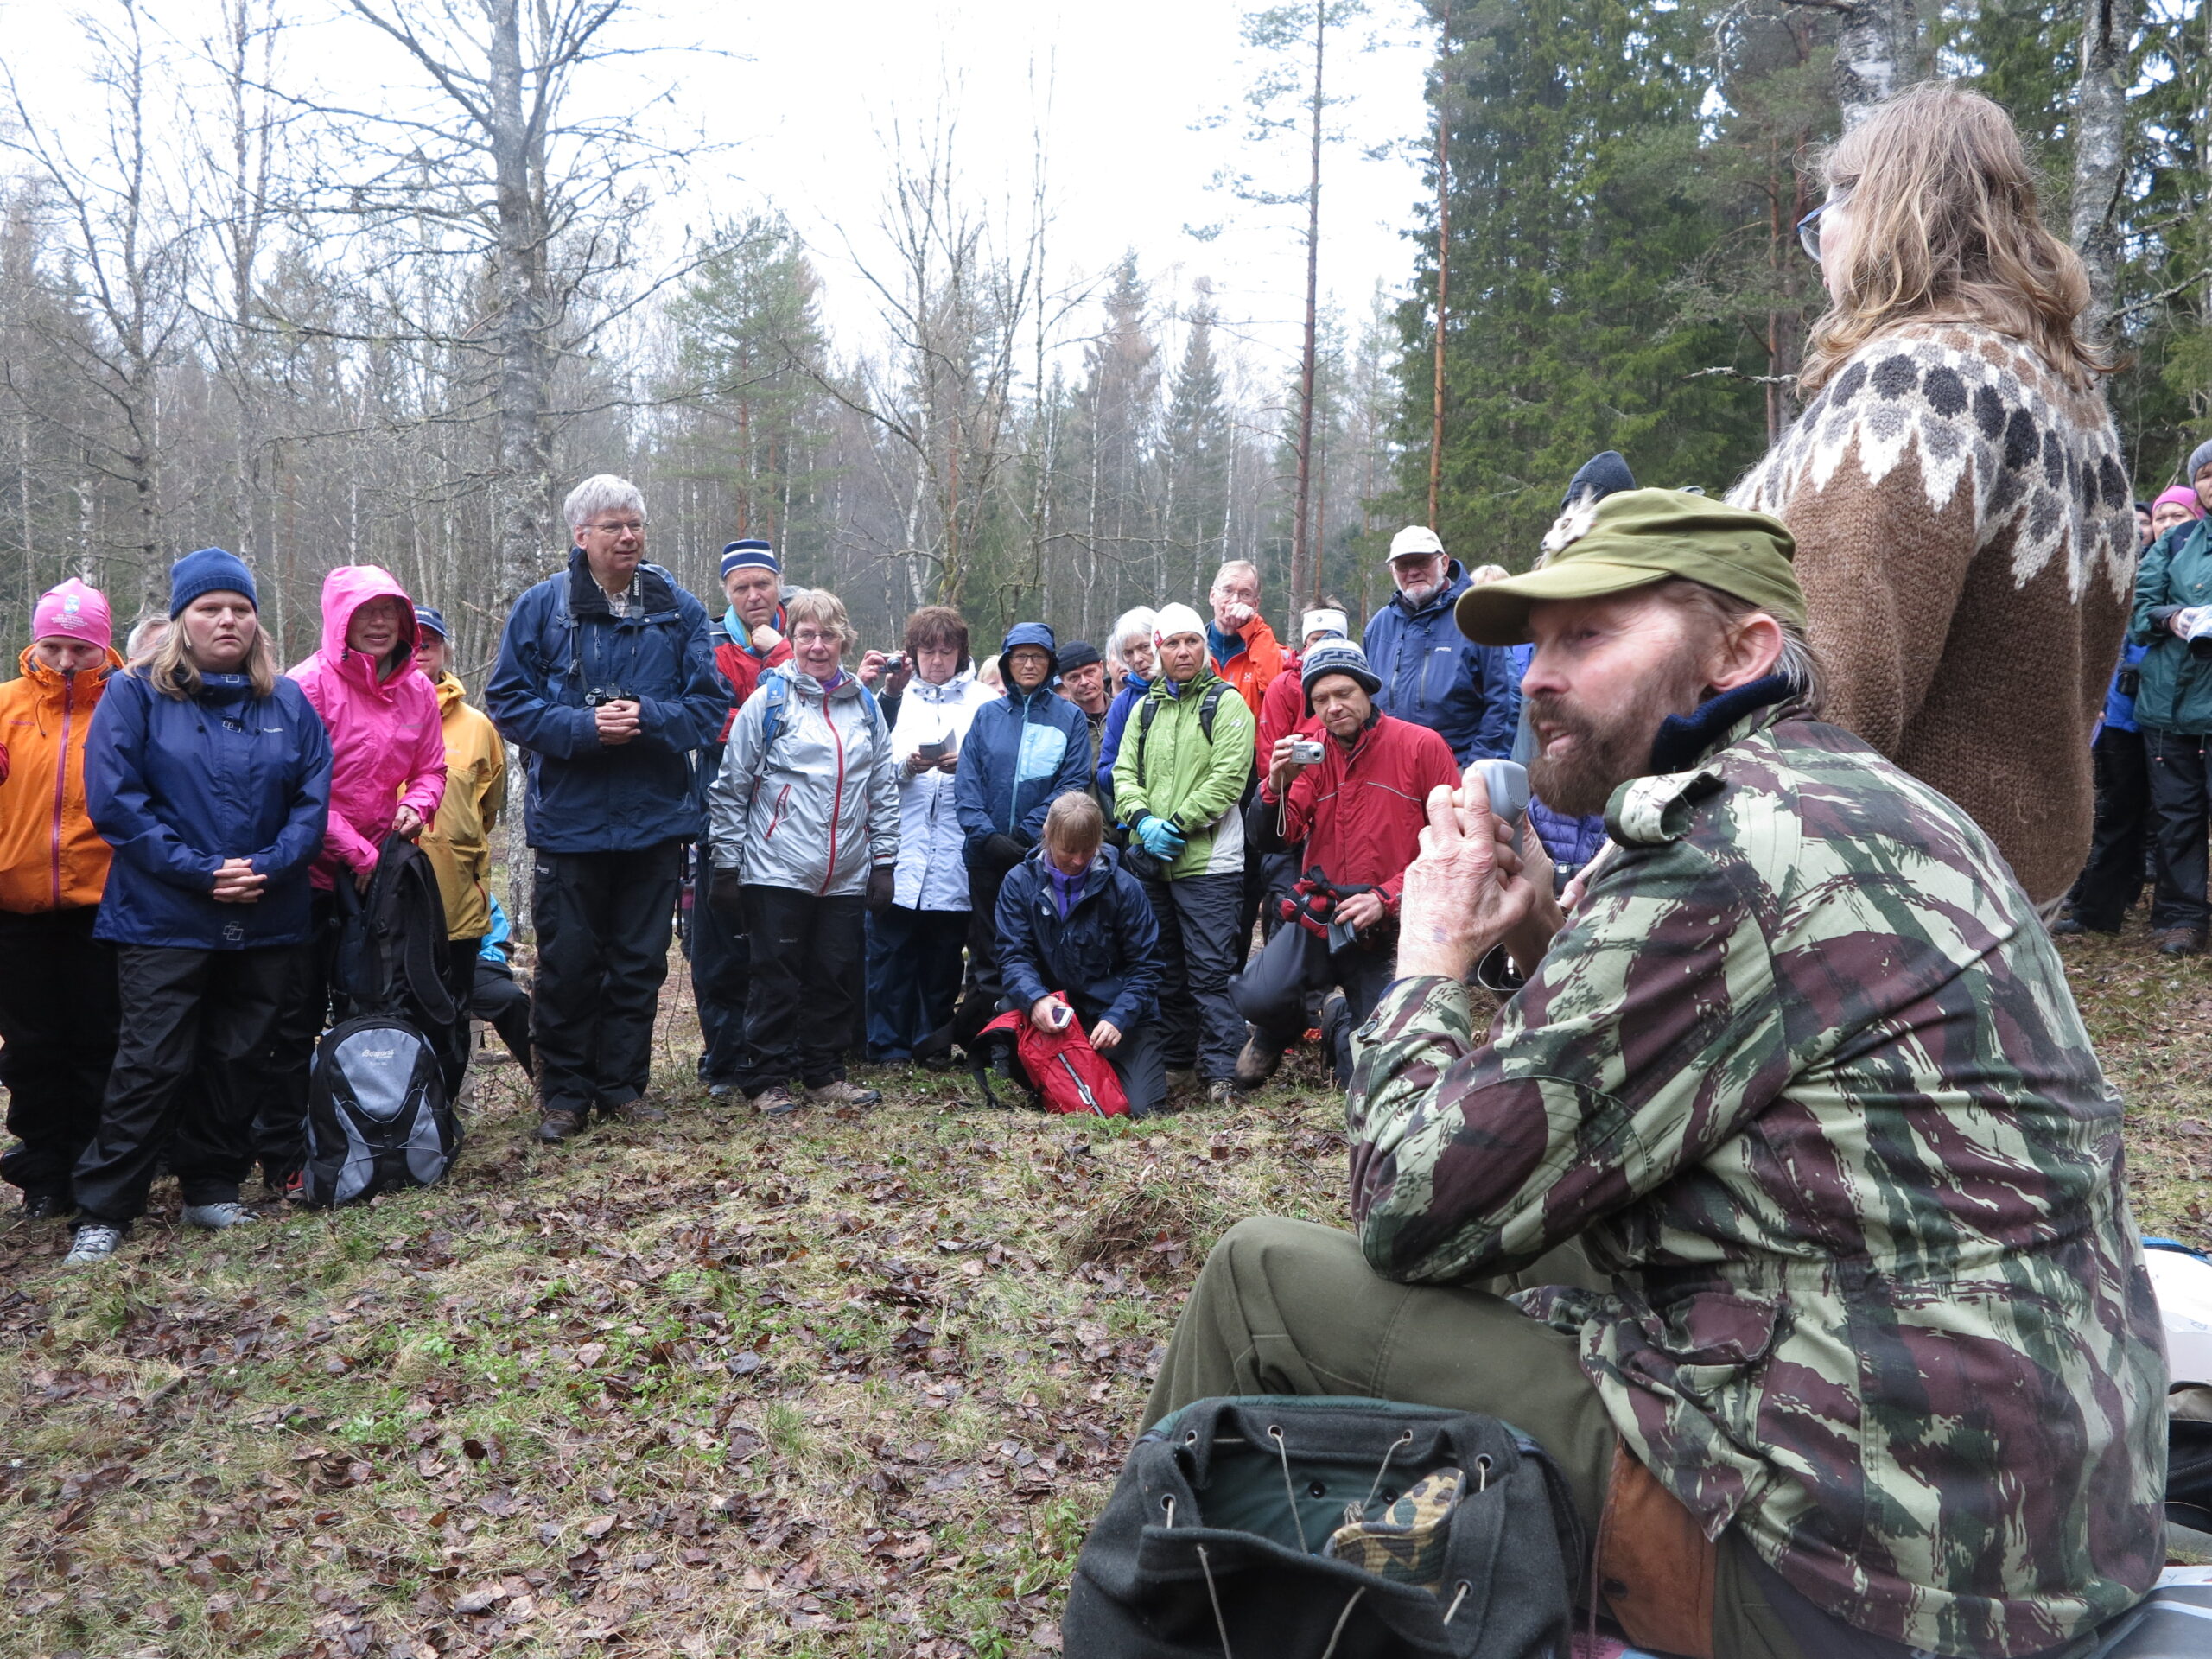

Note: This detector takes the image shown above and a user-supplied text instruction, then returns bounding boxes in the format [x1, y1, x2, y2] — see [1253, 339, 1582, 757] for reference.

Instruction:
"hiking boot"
[1206, 1080, 1241, 1109]
[535, 1109, 588, 1143]
[1165, 1067, 1198, 1095]
[182, 1201, 257, 1231]
[1234, 1032, 1284, 1090]
[806, 1079, 880, 1109]
[603, 1098, 668, 1125]
[62, 1223, 123, 1267]
[21, 1190, 71, 1221]
[752, 1084, 802, 1117]
[2158, 927, 2207, 957]
[2048, 915, 2088, 937]
[706, 1082, 737, 1099]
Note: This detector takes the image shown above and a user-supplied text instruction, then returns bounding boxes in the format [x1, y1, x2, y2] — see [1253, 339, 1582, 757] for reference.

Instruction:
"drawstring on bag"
[1351, 1427, 1417, 1523]
[1268, 1424, 1309, 1554]
[1195, 1543, 1235, 1659]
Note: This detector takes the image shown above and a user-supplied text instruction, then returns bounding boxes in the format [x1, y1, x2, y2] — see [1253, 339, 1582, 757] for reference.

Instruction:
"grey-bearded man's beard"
[1525, 655, 1713, 817]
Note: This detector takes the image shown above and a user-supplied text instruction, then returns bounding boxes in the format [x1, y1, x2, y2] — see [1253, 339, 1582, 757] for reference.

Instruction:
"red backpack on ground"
[975, 1003, 1129, 1117]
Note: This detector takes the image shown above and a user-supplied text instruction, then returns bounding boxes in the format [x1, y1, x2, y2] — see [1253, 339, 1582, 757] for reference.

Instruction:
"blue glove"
[1135, 816, 1186, 860]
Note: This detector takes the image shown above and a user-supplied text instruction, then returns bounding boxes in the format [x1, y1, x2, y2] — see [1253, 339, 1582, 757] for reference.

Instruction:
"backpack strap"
[757, 674, 791, 755]
[547, 569, 584, 691]
[1133, 681, 1231, 801]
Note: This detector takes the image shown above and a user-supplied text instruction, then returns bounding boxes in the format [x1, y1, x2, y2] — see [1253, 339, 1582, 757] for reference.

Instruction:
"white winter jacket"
[707, 665, 899, 898]
[888, 670, 992, 912]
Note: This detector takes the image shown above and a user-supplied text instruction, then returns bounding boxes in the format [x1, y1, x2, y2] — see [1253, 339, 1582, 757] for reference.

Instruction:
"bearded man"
[1135, 491, 2164, 1659]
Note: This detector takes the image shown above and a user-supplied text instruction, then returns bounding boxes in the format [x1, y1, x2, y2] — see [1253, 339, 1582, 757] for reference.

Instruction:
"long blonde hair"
[1802, 82, 2105, 392]
[145, 610, 279, 701]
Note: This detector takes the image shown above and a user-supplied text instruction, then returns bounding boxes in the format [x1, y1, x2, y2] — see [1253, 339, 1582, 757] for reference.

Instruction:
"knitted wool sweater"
[1728, 320, 2137, 906]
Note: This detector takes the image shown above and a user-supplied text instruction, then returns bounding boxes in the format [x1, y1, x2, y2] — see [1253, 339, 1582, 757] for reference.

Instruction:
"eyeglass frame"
[1796, 190, 1851, 264]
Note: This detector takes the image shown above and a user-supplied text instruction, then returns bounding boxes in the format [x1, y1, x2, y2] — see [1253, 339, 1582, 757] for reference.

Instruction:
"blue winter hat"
[1300, 638, 1382, 712]
[414, 606, 450, 641]
[721, 539, 779, 580]
[168, 547, 258, 619]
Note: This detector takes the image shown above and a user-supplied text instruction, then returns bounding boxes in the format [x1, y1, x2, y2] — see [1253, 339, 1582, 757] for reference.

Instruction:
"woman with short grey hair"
[1095, 607, 1159, 807]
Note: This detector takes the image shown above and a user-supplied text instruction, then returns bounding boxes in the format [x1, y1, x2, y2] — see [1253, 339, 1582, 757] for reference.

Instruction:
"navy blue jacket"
[1362, 562, 1519, 764]
[994, 843, 1161, 1032]
[485, 551, 726, 853]
[955, 624, 1092, 865]
[86, 669, 333, 950]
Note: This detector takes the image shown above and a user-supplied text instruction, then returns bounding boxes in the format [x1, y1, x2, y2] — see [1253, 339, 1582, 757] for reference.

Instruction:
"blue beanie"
[168, 548, 258, 619]
[721, 539, 779, 580]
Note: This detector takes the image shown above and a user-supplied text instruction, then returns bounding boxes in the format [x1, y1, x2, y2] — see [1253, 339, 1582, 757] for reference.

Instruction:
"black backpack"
[300, 1014, 460, 1206]
[1063, 1395, 1581, 1659]
[302, 833, 462, 1207]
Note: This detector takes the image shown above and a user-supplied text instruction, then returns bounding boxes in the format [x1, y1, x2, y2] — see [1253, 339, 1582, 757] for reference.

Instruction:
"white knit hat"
[1154, 602, 1207, 644]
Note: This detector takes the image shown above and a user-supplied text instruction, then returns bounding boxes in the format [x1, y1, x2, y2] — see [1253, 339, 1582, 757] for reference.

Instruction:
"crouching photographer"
[1231, 639, 1459, 1089]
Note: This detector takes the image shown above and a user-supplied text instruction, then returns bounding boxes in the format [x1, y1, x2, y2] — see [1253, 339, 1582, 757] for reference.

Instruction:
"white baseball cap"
[1388, 524, 1446, 562]
[1300, 608, 1348, 642]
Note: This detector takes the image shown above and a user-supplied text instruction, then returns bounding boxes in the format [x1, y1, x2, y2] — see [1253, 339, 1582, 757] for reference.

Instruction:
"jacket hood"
[773, 660, 869, 703]
[1000, 622, 1059, 685]
[1152, 659, 1223, 701]
[434, 671, 466, 716]
[318, 564, 419, 665]
[14, 643, 124, 702]
[1023, 839, 1122, 899]
[909, 667, 977, 702]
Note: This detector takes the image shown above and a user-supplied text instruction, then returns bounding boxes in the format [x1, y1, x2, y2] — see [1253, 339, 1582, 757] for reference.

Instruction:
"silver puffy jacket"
[706, 665, 899, 898]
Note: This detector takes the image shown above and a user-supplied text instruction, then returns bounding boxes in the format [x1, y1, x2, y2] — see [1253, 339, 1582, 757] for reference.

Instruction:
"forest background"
[0, 0, 2206, 684]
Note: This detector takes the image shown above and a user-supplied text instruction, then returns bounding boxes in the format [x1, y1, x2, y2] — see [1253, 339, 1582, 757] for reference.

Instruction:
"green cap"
[1453, 488, 1805, 646]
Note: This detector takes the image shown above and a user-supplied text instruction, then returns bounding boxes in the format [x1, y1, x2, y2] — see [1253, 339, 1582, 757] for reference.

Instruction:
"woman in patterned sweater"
[1730, 83, 2137, 911]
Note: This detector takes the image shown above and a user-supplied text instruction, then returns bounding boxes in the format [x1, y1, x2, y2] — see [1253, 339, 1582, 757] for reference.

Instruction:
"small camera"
[584, 686, 635, 707]
[1289, 737, 1325, 765]
[884, 652, 909, 675]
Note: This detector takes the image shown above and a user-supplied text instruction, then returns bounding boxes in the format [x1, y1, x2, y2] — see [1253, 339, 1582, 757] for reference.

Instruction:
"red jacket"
[713, 633, 794, 743]
[1262, 712, 1459, 913]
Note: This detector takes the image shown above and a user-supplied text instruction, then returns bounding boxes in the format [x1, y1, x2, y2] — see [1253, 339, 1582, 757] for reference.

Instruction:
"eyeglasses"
[791, 628, 842, 647]
[1797, 192, 1849, 264]
[582, 519, 645, 536]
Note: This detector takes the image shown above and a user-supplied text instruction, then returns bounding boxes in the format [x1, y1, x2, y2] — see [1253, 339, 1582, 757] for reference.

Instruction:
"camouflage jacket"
[1346, 695, 2164, 1657]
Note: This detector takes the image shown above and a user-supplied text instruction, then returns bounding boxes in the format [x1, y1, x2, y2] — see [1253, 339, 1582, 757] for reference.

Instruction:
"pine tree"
[1163, 286, 1233, 601]
[1067, 251, 1162, 637]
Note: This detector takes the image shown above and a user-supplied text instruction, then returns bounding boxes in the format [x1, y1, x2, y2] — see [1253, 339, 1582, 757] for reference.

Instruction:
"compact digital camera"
[1289, 737, 1326, 765]
[584, 686, 636, 707]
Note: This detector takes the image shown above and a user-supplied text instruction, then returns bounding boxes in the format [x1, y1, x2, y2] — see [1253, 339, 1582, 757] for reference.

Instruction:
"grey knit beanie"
[2190, 439, 2212, 485]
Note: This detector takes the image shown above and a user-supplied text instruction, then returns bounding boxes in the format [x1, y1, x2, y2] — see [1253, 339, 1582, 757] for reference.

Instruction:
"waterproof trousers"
[690, 855, 750, 1086]
[2070, 728, 2157, 931]
[251, 890, 340, 1183]
[469, 957, 533, 1071]
[73, 944, 289, 1226]
[2145, 727, 2211, 936]
[866, 903, 968, 1060]
[531, 841, 683, 1116]
[1231, 925, 1399, 1086]
[738, 886, 865, 1095]
[1147, 1217, 1939, 1659]
[1141, 871, 1245, 1082]
[0, 906, 119, 1205]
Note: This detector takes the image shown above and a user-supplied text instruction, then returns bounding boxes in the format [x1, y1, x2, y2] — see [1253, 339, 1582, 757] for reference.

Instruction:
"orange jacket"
[0, 645, 124, 912]
[1211, 616, 1285, 721]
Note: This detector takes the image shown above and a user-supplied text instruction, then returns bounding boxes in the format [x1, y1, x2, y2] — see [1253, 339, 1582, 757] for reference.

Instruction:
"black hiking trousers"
[73, 943, 289, 1226]
[0, 906, 120, 1205]
[737, 885, 865, 1095]
[531, 841, 683, 1117]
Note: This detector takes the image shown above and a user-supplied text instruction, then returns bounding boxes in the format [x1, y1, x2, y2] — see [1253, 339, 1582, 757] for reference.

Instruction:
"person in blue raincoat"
[1362, 525, 1519, 764]
[484, 473, 727, 1142]
[942, 621, 1091, 1046]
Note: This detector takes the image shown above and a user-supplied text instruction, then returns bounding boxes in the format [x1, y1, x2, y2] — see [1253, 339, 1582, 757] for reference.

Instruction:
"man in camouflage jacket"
[1139, 490, 2164, 1659]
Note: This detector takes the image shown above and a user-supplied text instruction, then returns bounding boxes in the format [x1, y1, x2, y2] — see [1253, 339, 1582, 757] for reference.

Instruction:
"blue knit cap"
[721, 539, 779, 580]
[168, 547, 258, 618]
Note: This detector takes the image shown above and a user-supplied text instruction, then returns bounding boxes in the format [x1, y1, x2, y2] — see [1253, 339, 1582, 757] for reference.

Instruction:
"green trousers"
[1144, 1216, 1899, 1659]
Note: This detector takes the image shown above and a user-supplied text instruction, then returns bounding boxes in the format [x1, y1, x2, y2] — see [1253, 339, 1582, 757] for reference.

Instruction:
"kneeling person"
[1145, 491, 2164, 1659]
[994, 793, 1166, 1117]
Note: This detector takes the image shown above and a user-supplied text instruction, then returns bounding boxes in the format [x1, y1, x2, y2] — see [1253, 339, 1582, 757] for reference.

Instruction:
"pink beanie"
[32, 579, 112, 652]
[2154, 485, 2207, 522]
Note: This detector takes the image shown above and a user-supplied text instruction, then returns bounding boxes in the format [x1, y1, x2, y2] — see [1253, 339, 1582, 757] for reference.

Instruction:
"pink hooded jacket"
[288, 565, 447, 891]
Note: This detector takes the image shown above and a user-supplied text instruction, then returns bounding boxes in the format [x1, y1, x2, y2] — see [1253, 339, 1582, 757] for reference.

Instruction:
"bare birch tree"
[2069, 0, 2138, 348]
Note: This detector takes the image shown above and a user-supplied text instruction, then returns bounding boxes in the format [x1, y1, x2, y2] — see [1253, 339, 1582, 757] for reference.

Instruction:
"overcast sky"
[0, 0, 1435, 383]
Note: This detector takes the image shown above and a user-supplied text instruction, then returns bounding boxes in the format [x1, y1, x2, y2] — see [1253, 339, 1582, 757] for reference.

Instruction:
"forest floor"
[4, 912, 2212, 1659]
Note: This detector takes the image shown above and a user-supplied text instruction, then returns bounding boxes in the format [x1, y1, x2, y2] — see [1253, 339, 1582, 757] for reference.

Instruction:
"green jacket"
[1348, 693, 2164, 1657]
[1109, 665, 1255, 880]
[2128, 518, 2212, 732]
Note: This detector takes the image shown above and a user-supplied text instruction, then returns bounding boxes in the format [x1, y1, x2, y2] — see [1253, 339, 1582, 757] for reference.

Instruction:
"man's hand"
[391, 804, 424, 841]
[1496, 820, 1567, 978]
[866, 865, 896, 914]
[210, 858, 265, 905]
[1335, 890, 1386, 933]
[1268, 734, 1311, 800]
[750, 624, 784, 655]
[594, 699, 641, 745]
[1394, 766, 1535, 983]
[1030, 995, 1070, 1033]
[1089, 1020, 1122, 1052]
